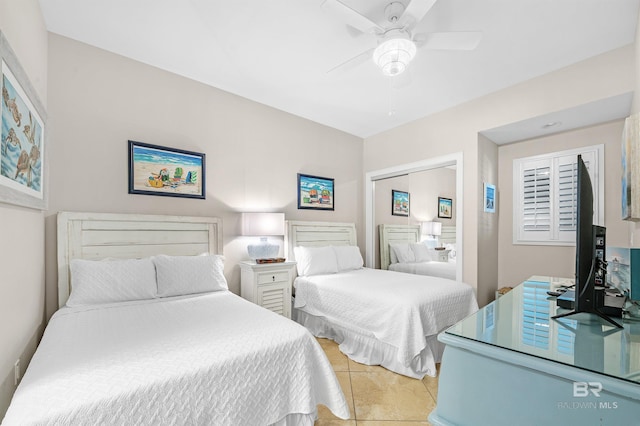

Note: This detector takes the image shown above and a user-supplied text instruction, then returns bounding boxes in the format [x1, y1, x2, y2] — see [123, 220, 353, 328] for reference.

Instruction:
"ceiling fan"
[323, 0, 482, 76]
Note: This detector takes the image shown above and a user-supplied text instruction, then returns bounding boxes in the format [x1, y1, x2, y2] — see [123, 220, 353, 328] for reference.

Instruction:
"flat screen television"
[552, 155, 621, 328]
[575, 154, 596, 313]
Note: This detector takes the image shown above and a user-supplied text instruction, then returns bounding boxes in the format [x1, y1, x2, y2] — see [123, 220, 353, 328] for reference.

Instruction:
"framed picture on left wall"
[0, 31, 47, 210]
[128, 140, 206, 199]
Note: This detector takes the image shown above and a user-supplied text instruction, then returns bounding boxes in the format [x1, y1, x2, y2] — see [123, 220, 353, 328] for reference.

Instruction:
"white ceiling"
[39, 0, 640, 140]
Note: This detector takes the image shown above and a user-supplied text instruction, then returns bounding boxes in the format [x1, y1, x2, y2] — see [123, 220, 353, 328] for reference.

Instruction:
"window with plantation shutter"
[513, 145, 603, 245]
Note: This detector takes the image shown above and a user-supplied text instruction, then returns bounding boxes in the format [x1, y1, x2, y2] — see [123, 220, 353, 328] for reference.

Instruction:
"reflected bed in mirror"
[379, 223, 457, 280]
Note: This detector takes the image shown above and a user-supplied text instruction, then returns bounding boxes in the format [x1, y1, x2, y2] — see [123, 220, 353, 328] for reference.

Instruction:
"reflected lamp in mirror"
[241, 212, 285, 260]
[421, 221, 442, 246]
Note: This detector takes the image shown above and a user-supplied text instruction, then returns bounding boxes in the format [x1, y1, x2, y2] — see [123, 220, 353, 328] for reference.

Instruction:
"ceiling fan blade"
[399, 0, 438, 29]
[326, 47, 375, 75]
[321, 0, 383, 34]
[419, 31, 482, 50]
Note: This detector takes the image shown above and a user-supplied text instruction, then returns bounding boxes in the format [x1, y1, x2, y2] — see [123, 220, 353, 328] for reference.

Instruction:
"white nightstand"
[240, 261, 296, 319]
[433, 249, 451, 262]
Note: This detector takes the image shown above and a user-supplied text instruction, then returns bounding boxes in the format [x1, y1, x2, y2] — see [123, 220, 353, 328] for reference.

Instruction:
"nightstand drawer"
[257, 271, 289, 285]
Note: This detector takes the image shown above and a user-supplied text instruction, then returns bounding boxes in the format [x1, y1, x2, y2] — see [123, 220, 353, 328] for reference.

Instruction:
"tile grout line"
[346, 355, 358, 421]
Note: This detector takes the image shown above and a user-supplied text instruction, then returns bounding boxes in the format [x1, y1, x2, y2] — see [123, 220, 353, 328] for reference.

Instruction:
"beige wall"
[498, 120, 629, 287]
[45, 34, 363, 319]
[477, 135, 499, 303]
[364, 44, 634, 306]
[0, 0, 47, 418]
[409, 168, 457, 226]
[373, 168, 456, 267]
[632, 7, 640, 244]
[633, 6, 640, 115]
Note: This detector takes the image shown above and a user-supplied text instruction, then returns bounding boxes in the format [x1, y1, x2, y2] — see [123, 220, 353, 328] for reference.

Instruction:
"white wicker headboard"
[285, 220, 357, 261]
[57, 212, 223, 308]
[378, 224, 421, 270]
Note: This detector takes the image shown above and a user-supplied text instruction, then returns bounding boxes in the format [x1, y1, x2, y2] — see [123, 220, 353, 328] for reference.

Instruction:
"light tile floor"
[315, 338, 438, 425]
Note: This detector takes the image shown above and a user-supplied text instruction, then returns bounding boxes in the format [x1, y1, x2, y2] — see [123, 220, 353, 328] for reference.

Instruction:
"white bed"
[379, 224, 457, 280]
[286, 221, 477, 379]
[2, 212, 349, 426]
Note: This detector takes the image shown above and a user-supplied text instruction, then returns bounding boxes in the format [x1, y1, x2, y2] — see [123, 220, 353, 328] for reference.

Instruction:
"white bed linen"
[3, 292, 349, 425]
[389, 260, 457, 280]
[293, 268, 477, 379]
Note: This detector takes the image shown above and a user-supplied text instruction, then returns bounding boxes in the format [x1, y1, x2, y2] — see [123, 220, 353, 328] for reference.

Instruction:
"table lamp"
[421, 221, 442, 247]
[241, 212, 285, 260]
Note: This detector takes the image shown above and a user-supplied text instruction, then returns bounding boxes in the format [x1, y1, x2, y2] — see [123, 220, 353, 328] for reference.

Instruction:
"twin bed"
[4, 214, 477, 424]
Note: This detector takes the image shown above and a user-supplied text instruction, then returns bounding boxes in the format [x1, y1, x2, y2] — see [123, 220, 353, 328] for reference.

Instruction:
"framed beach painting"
[391, 190, 409, 217]
[128, 140, 205, 199]
[484, 183, 496, 213]
[297, 173, 334, 210]
[0, 31, 47, 210]
[438, 197, 453, 219]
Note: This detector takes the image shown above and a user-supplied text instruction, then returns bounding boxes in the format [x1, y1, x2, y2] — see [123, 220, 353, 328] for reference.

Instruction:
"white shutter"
[557, 162, 577, 230]
[515, 158, 553, 243]
[513, 145, 603, 246]
[522, 164, 551, 232]
[555, 152, 596, 242]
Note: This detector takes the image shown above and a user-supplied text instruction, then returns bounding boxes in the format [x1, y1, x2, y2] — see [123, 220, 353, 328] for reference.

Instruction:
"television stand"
[552, 288, 624, 328]
[551, 308, 622, 329]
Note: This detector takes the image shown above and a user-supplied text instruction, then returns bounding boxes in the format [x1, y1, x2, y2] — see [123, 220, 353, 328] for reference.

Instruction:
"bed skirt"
[294, 308, 443, 379]
[271, 412, 316, 426]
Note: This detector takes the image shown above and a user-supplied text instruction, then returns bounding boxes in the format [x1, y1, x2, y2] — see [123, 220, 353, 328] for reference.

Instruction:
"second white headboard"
[285, 220, 357, 261]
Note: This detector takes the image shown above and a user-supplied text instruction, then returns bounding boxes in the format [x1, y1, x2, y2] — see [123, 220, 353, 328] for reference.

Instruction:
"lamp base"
[247, 241, 279, 260]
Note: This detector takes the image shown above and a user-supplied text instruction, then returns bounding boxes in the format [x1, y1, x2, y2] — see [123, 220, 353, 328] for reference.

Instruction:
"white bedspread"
[294, 268, 477, 369]
[2, 292, 349, 425]
[389, 260, 457, 280]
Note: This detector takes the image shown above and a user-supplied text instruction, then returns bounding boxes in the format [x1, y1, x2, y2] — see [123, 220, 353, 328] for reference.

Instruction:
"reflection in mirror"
[373, 165, 458, 280]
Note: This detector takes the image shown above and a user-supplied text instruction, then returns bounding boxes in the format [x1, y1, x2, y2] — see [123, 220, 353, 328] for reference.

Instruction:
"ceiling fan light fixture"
[373, 36, 416, 76]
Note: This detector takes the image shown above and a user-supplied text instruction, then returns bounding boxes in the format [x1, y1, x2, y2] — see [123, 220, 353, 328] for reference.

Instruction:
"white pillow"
[390, 243, 415, 263]
[411, 243, 433, 262]
[389, 247, 399, 264]
[67, 258, 157, 307]
[294, 246, 338, 276]
[332, 245, 364, 271]
[153, 254, 228, 297]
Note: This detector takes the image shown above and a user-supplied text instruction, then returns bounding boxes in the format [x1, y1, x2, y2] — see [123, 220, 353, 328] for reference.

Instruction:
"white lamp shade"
[241, 212, 285, 236]
[421, 221, 442, 237]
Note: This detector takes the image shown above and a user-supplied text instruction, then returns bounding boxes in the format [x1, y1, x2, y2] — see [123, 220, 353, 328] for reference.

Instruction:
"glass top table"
[445, 276, 640, 385]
